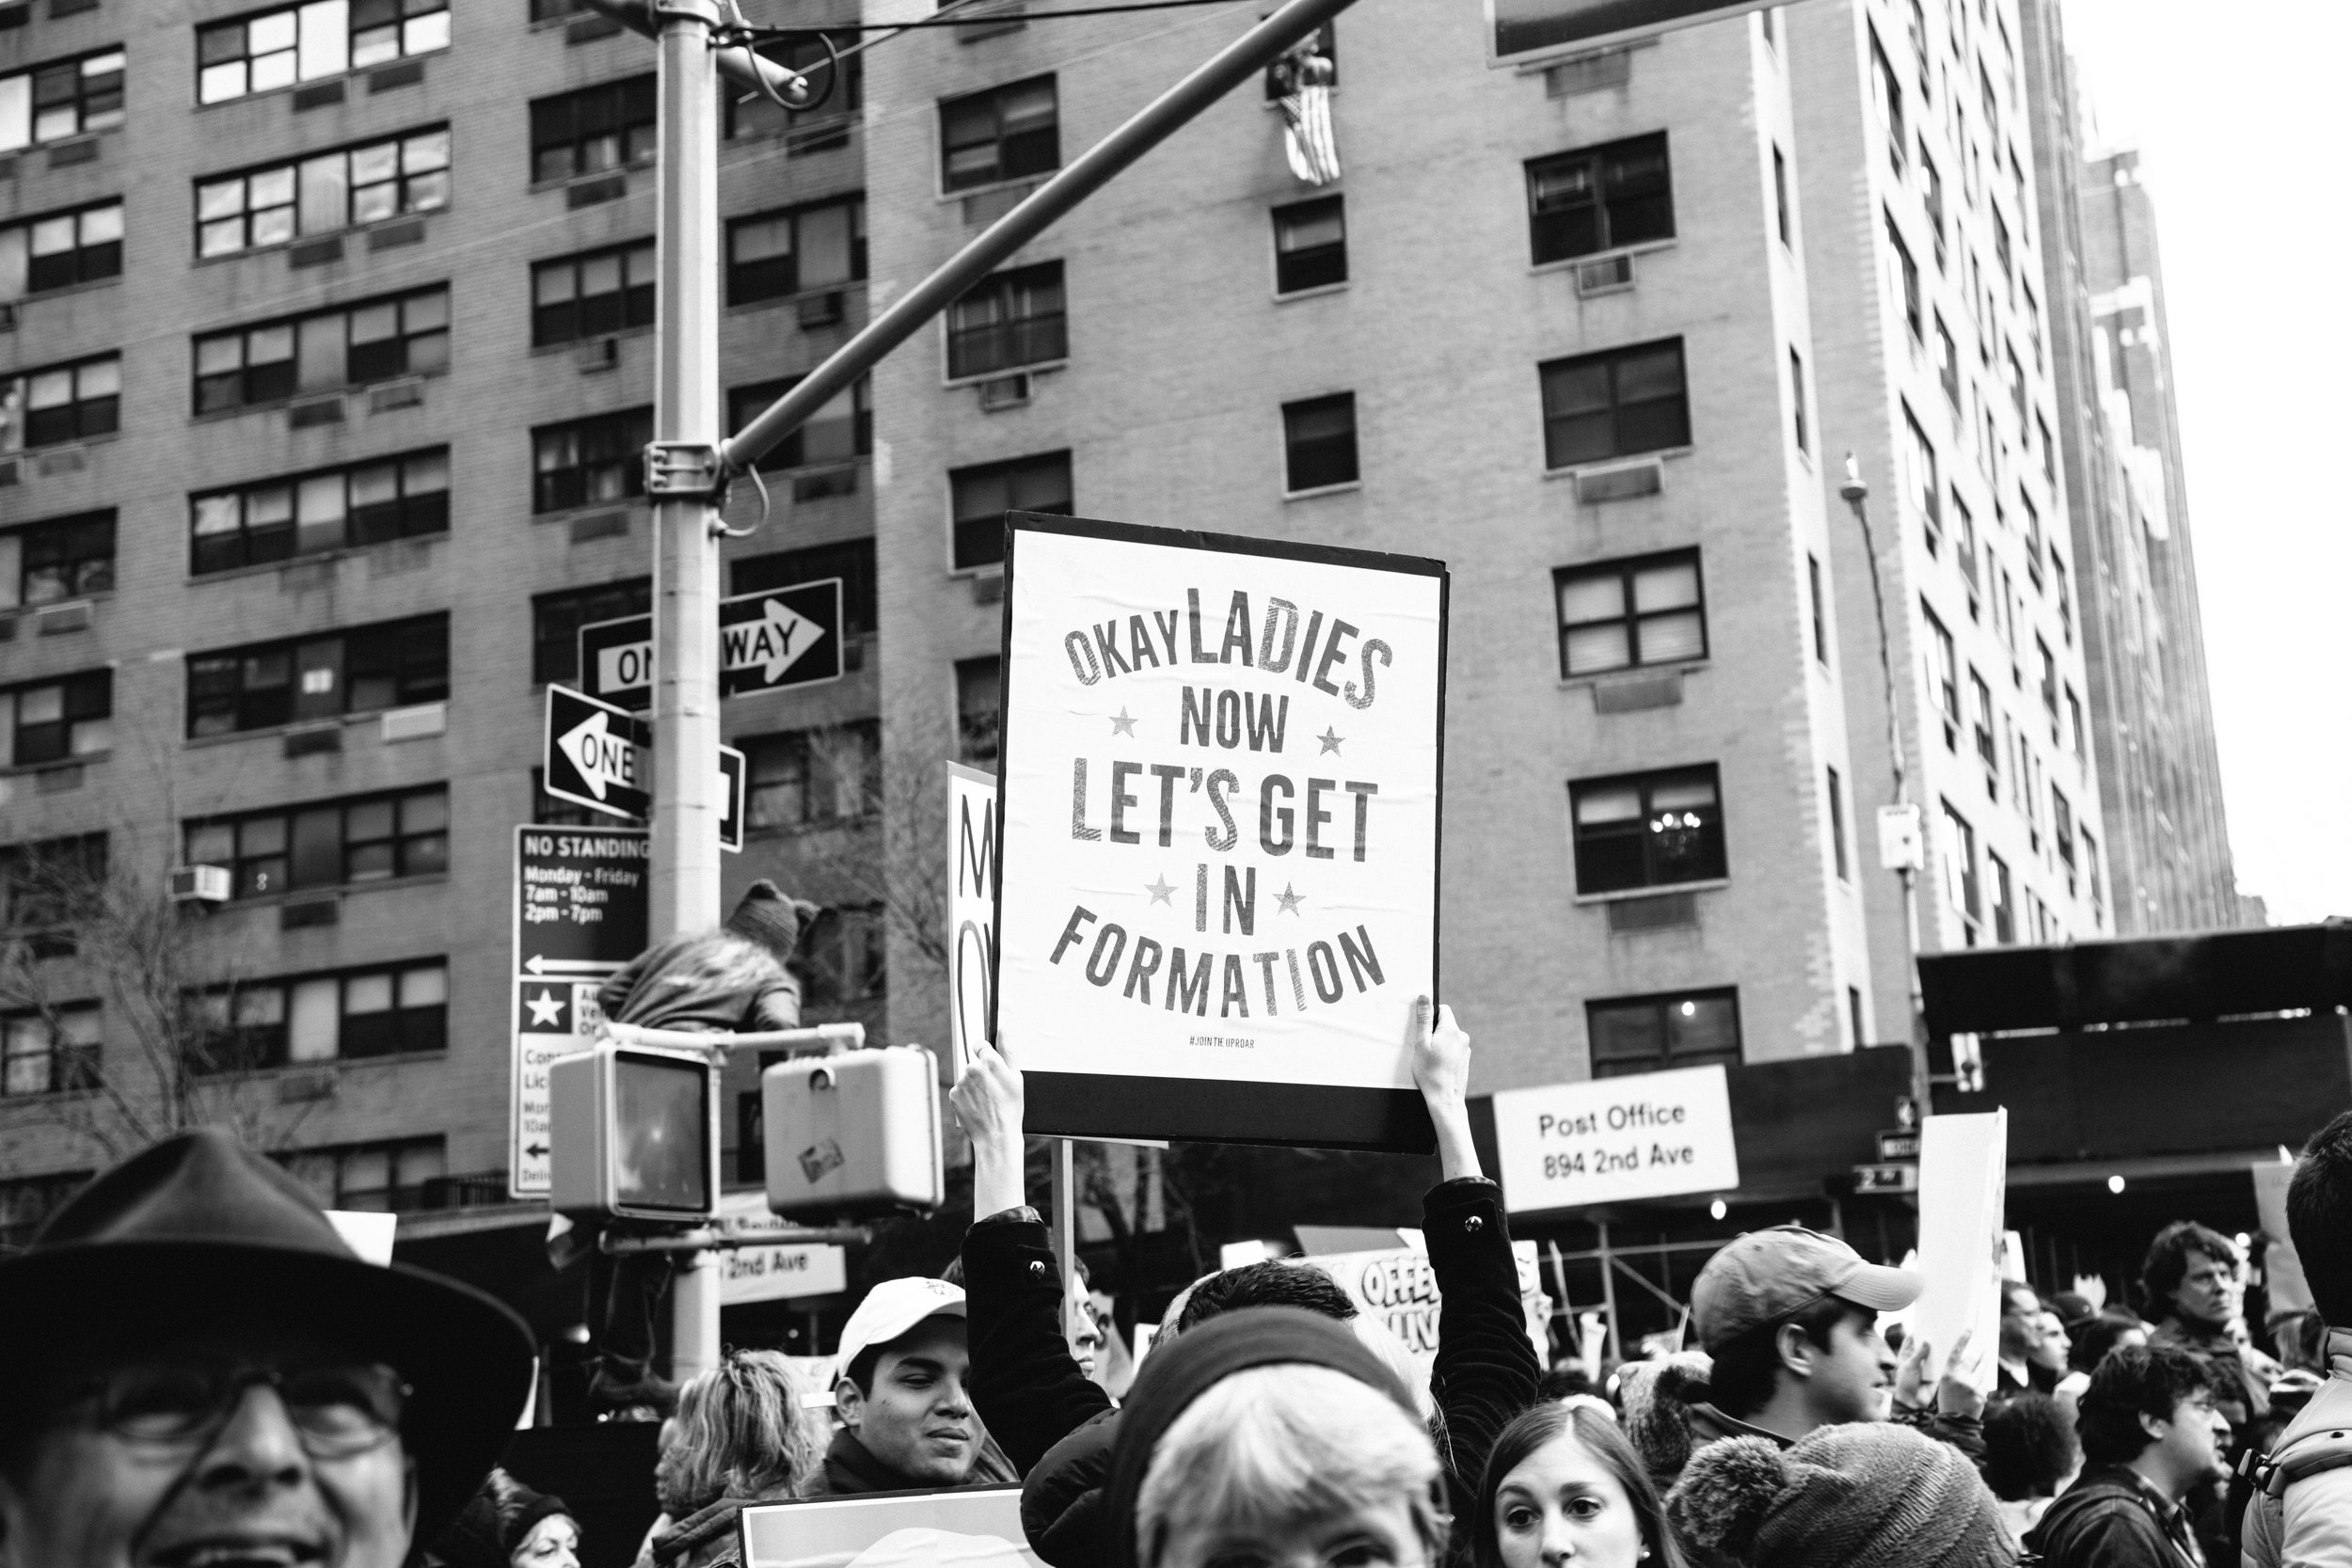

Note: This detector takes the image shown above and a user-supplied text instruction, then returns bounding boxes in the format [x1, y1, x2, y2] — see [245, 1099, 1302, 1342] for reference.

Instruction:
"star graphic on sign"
[1145, 874, 1177, 906]
[526, 989, 566, 1028]
[1318, 727, 1344, 755]
[1275, 883, 1306, 916]
[1110, 707, 1138, 736]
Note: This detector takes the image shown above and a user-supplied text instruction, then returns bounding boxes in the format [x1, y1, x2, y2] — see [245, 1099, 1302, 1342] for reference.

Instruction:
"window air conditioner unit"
[0, 301, 17, 332]
[1575, 253, 1635, 296]
[169, 864, 233, 904]
[978, 372, 1031, 411]
[797, 290, 845, 328]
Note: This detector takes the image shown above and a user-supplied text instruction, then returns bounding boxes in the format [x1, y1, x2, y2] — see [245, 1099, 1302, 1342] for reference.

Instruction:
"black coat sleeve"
[961, 1212, 1114, 1477]
[1422, 1177, 1543, 1544]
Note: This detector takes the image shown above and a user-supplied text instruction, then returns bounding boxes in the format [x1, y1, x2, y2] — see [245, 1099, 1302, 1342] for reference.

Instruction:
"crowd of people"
[0, 999, 2346, 1568]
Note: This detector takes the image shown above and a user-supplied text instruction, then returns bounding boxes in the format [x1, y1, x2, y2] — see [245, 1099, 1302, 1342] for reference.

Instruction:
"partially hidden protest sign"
[1911, 1110, 2008, 1395]
[740, 1487, 1039, 1567]
[1489, 1065, 1739, 1214]
[947, 763, 997, 1078]
[1300, 1239, 1552, 1383]
[994, 514, 1448, 1151]
[2253, 1160, 2314, 1317]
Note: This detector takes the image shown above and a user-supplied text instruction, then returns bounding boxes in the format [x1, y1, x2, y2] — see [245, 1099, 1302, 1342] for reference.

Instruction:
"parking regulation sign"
[544, 685, 652, 819]
[577, 578, 845, 709]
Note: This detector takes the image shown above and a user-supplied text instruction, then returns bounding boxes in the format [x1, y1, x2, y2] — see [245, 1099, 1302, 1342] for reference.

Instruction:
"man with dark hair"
[2244, 1108, 2352, 1568]
[2026, 1344, 2228, 1568]
[2141, 1220, 2280, 1430]
[798, 1276, 1017, 1497]
[1996, 1280, 2060, 1400]
[1169, 1259, 1359, 1331]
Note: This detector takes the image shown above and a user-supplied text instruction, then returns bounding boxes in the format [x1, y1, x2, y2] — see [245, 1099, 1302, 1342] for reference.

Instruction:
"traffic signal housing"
[549, 1041, 720, 1221]
[762, 1046, 943, 1222]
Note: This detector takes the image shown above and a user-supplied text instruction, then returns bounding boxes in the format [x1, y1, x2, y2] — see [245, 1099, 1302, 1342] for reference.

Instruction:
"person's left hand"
[1409, 995, 1470, 1105]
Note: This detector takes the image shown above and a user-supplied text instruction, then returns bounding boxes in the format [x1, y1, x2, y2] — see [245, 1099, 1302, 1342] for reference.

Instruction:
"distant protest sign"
[1490, 1065, 1739, 1213]
[1301, 1239, 1553, 1381]
[995, 514, 1447, 1150]
[1912, 1110, 2008, 1394]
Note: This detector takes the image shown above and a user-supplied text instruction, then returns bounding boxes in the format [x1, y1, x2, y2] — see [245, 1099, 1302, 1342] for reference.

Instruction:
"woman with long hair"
[1475, 1401, 1685, 1568]
[636, 1350, 823, 1568]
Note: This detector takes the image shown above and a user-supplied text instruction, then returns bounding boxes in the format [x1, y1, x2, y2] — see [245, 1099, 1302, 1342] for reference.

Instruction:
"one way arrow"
[524, 956, 628, 976]
[557, 709, 641, 801]
[723, 597, 828, 685]
[524, 1143, 549, 1159]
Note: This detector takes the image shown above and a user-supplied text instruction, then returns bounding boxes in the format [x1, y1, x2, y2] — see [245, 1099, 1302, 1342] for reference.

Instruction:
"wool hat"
[1691, 1226, 1922, 1351]
[430, 1468, 576, 1568]
[1666, 1423, 2012, 1568]
[0, 1129, 536, 1547]
[726, 879, 820, 960]
[1102, 1307, 1420, 1568]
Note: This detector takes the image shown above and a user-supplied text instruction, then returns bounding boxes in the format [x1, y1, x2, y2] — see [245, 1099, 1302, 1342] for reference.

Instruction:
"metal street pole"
[648, 0, 727, 1387]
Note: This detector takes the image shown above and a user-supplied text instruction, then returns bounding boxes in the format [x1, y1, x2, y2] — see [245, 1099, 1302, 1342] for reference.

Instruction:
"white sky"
[2056, 0, 2352, 927]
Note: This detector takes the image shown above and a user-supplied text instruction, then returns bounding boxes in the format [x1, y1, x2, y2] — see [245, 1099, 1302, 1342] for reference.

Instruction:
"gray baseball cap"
[1691, 1225, 1922, 1351]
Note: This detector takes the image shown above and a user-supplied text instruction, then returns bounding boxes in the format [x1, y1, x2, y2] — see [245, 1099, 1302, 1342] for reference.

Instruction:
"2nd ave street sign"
[578, 578, 845, 711]
[545, 685, 652, 819]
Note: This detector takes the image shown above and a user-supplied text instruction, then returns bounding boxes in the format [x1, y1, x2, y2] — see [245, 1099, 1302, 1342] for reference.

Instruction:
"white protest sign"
[996, 515, 1446, 1149]
[1490, 1065, 1739, 1213]
[948, 762, 997, 1076]
[720, 1243, 848, 1306]
[2253, 1160, 2314, 1317]
[1912, 1110, 2008, 1394]
[1299, 1240, 1551, 1383]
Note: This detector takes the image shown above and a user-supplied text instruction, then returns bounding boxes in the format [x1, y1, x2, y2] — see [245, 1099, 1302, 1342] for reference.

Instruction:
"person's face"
[1999, 1287, 2042, 1359]
[1492, 1430, 1647, 1568]
[1791, 1309, 1896, 1425]
[2170, 1250, 2242, 1327]
[511, 1513, 580, 1568]
[0, 1328, 416, 1568]
[2144, 1392, 2231, 1493]
[836, 1317, 977, 1486]
[2029, 1311, 2071, 1371]
[1157, 1497, 1428, 1568]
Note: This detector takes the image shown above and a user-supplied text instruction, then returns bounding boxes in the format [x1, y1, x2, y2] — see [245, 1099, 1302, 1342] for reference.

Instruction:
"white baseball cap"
[834, 1275, 968, 1388]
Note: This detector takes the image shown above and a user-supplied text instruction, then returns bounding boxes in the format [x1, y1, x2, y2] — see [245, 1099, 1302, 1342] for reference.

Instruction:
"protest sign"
[947, 763, 997, 1077]
[740, 1487, 1040, 1567]
[1489, 1065, 1739, 1213]
[1299, 1239, 1552, 1382]
[994, 514, 1447, 1150]
[2253, 1159, 2314, 1317]
[1911, 1110, 2008, 1394]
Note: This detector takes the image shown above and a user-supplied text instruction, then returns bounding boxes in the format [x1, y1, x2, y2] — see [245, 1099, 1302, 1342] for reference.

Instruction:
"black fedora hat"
[0, 1129, 536, 1544]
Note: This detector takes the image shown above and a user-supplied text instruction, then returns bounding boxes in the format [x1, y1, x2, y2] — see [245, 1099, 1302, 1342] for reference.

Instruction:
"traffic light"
[548, 1041, 720, 1221]
[762, 1046, 944, 1222]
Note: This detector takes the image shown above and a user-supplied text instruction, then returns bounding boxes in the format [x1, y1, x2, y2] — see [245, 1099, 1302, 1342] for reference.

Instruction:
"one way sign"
[544, 685, 652, 819]
[578, 578, 845, 710]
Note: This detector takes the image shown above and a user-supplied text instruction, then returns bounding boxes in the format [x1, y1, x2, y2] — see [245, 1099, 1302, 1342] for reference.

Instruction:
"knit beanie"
[725, 879, 819, 961]
[1102, 1307, 1420, 1568]
[1666, 1424, 2011, 1568]
[1616, 1351, 1712, 1492]
[430, 1468, 575, 1568]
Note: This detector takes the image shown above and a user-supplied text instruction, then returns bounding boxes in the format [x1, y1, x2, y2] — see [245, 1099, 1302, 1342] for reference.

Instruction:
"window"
[2037, 412, 2055, 484]
[191, 449, 449, 576]
[1826, 766, 1850, 880]
[532, 240, 654, 347]
[2006, 346, 2027, 425]
[1808, 553, 1829, 664]
[199, 4, 448, 103]
[1525, 133, 1673, 265]
[1993, 207, 2013, 300]
[531, 578, 649, 687]
[532, 0, 590, 17]
[734, 537, 877, 640]
[799, 906, 887, 1006]
[186, 613, 447, 737]
[2053, 553, 2073, 644]
[950, 451, 1071, 570]
[2052, 785, 2075, 868]
[946, 261, 1066, 379]
[3, 354, 120, 450]
[1, 1005, 100, 1097]
[194, 287, 450, 414]
[197, 129, 450, 258]
[2021, 492, 2043, 583]
[0, 201, 123, 298]
[1969, 669, 1995, 768]
[278, 1135, 446, 1213]
[1788, 346, 1809, 454]
[1919, 146, 1947, 273]
[1988, 851, 2014, 942]
[1273, 196, 1346, 293]
[1907, 0, 1931, 91]
[1540, 340, 1690, 468]
[1849, 986, 1866, 1049]
[1569, 766, 1726, 895]
[742, 720, 881, 831]
[0, 48, 125, 150]
[1554, 550, 1706, 678]
[2024, 282, 2043, 371]
[727, 197, 866, 306]
[2084, 830, 2103, 918]
[939, 74, 1057, 192]
[532, 406, 652, 514]
[1772, 144, 1791, 246]
[10, 510, 114, 604]
[0, 832, 104, 940]
[1587, 990, 1740, 1078]
[727, 376, 870, 478]
[1924, 602, 1958, 734]
[530, 74, 656, 183]
[1282, 393, 1358, 492]
[1903, 404, 1941, 542]
[956, 656, 1001, 767]
[192, 961, 447, 1073]
[1953, 492, 1979, 594]
[1940, 800, 1979, 922]
[183, 785, 450, 899]
[2064, 686, 2084, 757]
[1936, 314, 1960, 407]
[1885, 209, 1920, 343]
[1868, 27, 1903, 172]
[4, 670, 110, 766]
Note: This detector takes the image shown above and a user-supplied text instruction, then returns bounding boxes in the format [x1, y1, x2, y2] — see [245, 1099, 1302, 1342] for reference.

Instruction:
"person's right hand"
[1933, 1328, 1985, 1419]
[951, 1037, 1025, 1152]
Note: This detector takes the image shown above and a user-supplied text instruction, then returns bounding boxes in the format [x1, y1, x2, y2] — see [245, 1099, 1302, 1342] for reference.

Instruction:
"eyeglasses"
[86, 1361, 408, 1457]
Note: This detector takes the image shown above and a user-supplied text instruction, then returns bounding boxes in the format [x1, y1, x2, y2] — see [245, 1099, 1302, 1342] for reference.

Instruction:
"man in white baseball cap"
[801, 1276, 1017, 1497]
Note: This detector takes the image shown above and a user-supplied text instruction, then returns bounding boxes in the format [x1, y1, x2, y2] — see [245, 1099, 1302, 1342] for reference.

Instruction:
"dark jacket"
[792, 1426, 1019, 1500]
[597, 928, 801, 1034]
[2025, 1464, 2203, 1568]
[965, 1176, 1541, 1567]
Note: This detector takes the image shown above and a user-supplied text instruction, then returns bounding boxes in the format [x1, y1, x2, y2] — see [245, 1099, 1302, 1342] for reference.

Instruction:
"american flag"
[1272, 47, 1341, 187]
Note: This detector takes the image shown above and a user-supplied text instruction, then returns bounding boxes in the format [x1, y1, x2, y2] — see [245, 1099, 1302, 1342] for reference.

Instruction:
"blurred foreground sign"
[1491, 0, 1774, 57]
[1490, 1064, 1738, 1213]
[1911, 1110, 2008, 1394]
[741, 1487, 1039, 1567]
[947, 763, 996, 1076]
